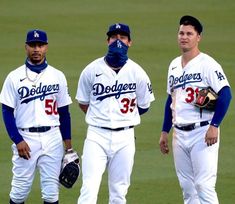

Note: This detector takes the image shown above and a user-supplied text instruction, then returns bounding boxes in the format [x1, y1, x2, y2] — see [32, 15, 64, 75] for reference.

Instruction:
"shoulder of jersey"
[169, 56, 181, 70]
[82, 57, 104, 72]
[88, 57, 104, 66]
[200, 52, 220, 66]
[45, 65, 66, 76]
[125, 58, 146, 72]
[8, 65, 25, 78]
[171, 56, 181, 64]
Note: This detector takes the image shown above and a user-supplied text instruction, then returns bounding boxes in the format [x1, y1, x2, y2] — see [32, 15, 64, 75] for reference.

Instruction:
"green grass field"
[0, 0, 234, 203]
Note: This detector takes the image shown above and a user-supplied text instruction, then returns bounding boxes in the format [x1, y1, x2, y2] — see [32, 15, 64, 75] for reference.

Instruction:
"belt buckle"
[41, 126, 51, 132]
[200, 121, 209, 127]
[28, 126, 51, 132]
[175, 124, 195, 131]
[190, 123, 196, 130]
[122, 126, 134, 131]
[100, 126, 133, 131]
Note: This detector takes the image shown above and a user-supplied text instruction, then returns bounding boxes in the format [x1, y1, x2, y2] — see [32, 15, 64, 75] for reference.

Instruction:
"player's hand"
[205, 125, 218, 146]
[16, 140, 31, 160]
[159, 131, 169, 154]
[79, 103, 89, 114]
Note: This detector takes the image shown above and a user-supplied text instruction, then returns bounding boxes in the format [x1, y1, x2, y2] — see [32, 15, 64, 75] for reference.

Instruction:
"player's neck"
[25, 58, 48, 73]
[181, 48, 200, 68]
[104, 58, 122, 73]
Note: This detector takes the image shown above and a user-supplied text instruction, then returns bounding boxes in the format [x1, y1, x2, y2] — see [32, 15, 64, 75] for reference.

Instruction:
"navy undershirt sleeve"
[162, 94, 173, 133]
[137, 106, 149, 115]
[210, 86, 232, 127]
[2, 104, 24, 144]
[58, 105, 71, 140]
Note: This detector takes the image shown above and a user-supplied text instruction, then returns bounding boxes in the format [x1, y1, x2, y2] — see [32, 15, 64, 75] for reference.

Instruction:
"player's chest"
[92, 69, 137, 87]
[16, 76, 60, 102]
[168, 65, 204, 90]
[91, 71, 137, 100]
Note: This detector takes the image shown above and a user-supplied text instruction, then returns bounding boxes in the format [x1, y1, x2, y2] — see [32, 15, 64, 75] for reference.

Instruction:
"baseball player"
[0, 29, 73, 204]
[76, 23, 155, 204]
[159, 16, 232, 204]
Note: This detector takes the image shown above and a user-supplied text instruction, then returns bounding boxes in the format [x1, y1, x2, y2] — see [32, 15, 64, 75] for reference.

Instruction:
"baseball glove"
[59, 150, 80, 188]
[195, 87, 218, 111]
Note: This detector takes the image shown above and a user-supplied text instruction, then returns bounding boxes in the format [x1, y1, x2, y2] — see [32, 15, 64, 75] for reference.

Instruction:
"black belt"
[22, 126, 51, 133]
[100, 126, 134, 131]
[174, 121, 209, 131]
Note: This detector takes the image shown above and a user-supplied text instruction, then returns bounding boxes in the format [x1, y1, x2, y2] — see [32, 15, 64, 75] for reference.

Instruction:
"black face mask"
[105, 39, 129, 68]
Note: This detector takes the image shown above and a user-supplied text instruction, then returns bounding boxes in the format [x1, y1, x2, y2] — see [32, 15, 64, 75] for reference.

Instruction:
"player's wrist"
[210, 123, 219, 128]
[65, 148, 73, 153]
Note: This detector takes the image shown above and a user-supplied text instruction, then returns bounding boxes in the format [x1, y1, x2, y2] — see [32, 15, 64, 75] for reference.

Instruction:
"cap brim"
[26, 40, 48, 44]
[107, 30, 130, 38]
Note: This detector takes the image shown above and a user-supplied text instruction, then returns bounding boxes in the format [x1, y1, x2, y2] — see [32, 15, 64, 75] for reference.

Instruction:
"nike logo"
[171, 66, 177, 70]
[95, 73, 103, 77]
[20, 77, 27, 82]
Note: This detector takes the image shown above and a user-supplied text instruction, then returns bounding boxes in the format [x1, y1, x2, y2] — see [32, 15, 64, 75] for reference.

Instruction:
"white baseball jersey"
[76, 57, 155, 128]
[167, 52, 230, 125]
[0, 65, 72, 128]
[76, 56, 154, 204]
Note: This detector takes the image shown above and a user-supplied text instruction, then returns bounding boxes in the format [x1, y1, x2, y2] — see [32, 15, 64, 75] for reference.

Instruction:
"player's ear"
[197, 33, 202, 43]
[25, 44, 29, 54]
[127, 40, 132, 47]
[45, 44, 49, 51]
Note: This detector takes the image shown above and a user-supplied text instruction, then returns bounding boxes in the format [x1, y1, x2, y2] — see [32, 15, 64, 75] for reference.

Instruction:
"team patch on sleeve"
[215, 70, 225, 81]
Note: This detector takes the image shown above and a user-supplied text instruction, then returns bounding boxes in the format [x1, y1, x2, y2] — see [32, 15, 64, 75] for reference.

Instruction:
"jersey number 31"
[185, 87, 199, 103]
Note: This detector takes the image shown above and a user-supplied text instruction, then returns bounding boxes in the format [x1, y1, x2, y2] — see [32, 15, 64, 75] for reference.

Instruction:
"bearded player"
[159, 16, 232, 204]
[76, 23, 155, 204]
[0, 29, 73, 204]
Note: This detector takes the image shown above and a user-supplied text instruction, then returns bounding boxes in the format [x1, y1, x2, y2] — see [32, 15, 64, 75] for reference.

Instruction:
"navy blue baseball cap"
[106, 23, 131, 39]
[26, 29, 48, 44]
[180, 15, 203, 34]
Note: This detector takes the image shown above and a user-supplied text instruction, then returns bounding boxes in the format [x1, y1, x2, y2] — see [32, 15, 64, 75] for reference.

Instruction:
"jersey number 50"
[45, 99, 58, 115]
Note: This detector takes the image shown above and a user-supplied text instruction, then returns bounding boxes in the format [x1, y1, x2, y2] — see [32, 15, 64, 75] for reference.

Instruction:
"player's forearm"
[58, 105, 71, 140]
[2, 104, 24, 144]
[137, 106, 149, 115]
[210, 86, 232, 127]
[162, 94, 173, 133]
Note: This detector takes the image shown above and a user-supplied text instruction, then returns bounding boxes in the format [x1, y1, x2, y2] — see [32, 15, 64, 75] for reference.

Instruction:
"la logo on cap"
[115, 23, 121, 29]
[26, 29, 48, 44]
[34, 31, 40, 38]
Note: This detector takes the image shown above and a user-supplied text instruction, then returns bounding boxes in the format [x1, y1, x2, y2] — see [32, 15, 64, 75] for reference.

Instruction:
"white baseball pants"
[77, 125, 135, 204]
[10, 127, 63, 203]
[172, 125, 219, 204]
